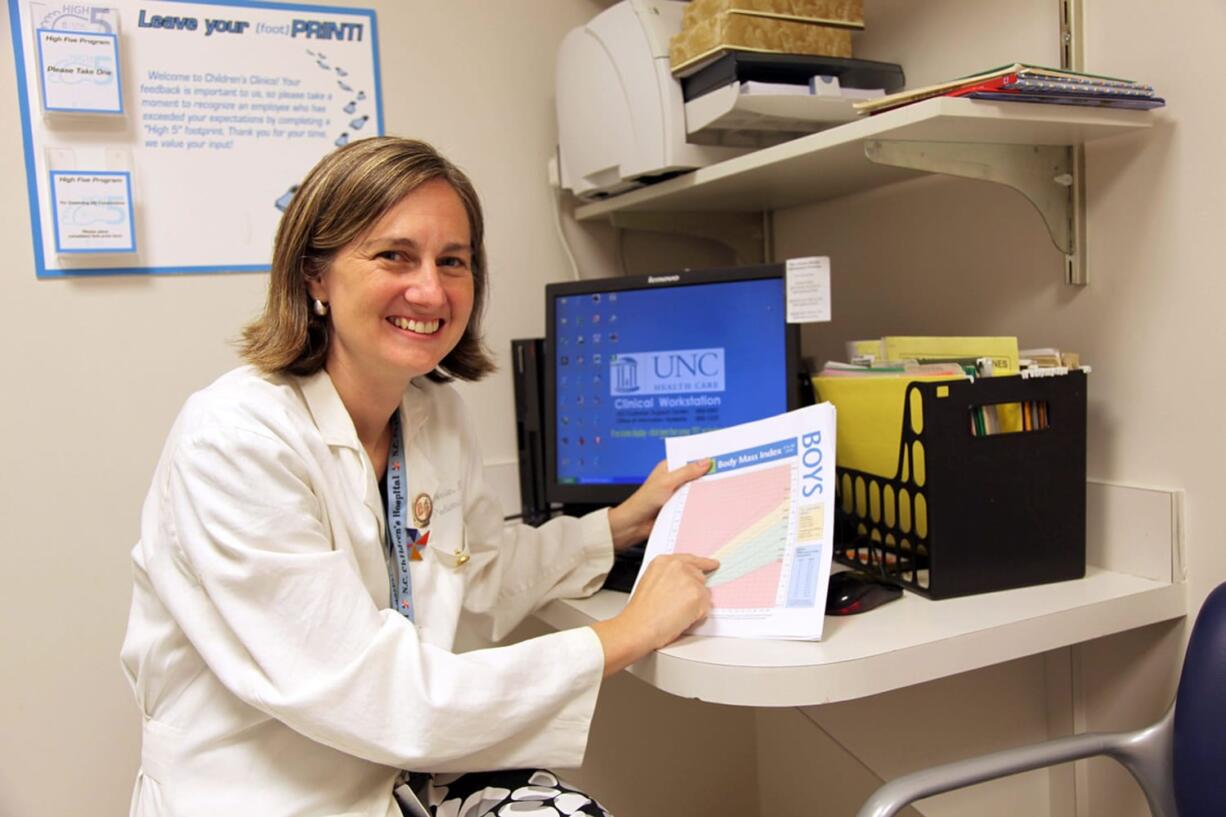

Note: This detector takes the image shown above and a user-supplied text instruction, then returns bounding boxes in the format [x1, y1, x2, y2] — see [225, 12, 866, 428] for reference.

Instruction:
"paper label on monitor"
[785, 256, 831, 323]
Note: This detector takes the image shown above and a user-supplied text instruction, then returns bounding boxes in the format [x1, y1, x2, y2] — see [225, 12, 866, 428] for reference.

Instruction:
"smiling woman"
[305, 179, 477, 420]
[119, 136, 720, 817]
[240, 137, 494, 385]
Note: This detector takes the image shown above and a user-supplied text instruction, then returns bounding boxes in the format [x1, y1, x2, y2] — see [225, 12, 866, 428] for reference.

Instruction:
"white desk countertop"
[536, 566, 1185, 707]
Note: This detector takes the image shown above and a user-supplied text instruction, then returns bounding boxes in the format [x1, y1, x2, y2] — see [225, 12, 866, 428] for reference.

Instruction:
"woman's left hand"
[607, 458, 712, 551]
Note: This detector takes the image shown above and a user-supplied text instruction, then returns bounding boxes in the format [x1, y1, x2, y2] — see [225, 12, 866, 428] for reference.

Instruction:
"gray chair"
[857, 582, 1226, 817]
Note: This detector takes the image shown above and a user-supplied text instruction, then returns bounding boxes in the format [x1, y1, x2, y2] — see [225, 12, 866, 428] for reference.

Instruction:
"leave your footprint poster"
[9, 0, 382, 277]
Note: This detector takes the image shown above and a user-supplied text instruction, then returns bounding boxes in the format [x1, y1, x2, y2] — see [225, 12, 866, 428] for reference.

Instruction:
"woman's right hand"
[590, 553, 719, 677]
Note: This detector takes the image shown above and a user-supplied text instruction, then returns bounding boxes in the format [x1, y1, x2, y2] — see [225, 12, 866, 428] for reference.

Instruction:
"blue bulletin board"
[8, 0, 383, 277]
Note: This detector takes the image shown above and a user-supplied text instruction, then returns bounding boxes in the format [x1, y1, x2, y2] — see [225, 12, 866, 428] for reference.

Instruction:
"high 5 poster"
[9, 0, 382, 277]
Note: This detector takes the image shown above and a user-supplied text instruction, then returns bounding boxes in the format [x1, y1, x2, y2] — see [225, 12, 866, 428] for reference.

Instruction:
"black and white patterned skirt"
[396, 769, 612, 817]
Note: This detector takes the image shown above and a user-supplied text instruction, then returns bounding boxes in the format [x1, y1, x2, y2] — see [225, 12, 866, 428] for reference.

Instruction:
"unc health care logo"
[609, 347, 725, 395]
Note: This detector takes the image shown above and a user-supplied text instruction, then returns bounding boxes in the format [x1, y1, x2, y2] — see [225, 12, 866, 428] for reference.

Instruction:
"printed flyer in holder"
[35, 22, 123, 113]
[637, 402, 837, 641]
[49, 169, 136, 252]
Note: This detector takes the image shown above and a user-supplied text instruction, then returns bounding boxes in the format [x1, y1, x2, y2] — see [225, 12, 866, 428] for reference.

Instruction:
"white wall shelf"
[535, 482, 1185, 708]
[537, 567, 1184, 708]
[574, 96, 1153, 282]
[575, 96, 1150, 219]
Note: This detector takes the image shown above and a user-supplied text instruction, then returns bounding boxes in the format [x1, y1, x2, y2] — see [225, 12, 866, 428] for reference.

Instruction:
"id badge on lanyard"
[385, 411, 427, 621]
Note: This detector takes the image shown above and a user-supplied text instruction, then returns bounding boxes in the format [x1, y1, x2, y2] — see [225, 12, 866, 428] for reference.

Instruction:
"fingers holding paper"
[607, 458, 712, 551]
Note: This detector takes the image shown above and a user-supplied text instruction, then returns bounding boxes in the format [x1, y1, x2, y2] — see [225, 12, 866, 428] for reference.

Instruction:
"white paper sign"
[36, 28, 122, 113]
[785, 256, 832, 323]
[50, 170, 136, 252]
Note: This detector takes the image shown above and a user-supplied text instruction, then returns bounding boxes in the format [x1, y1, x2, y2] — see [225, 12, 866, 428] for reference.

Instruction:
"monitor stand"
[557, 502, 608, 519]
[602, 543, 646, 593]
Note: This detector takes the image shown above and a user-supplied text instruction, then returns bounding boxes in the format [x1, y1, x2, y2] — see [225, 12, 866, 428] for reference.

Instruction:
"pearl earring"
[312, 298, 329, 317]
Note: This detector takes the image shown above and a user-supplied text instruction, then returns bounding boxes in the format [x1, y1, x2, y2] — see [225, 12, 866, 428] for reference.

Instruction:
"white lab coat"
[121, 366, 613, 817]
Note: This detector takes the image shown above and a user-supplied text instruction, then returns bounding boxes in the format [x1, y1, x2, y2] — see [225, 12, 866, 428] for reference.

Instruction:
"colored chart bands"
[675, 463, 791, 609]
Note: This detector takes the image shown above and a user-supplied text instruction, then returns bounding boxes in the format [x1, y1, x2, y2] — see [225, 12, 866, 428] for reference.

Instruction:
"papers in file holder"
[813, 370, 1088, 599]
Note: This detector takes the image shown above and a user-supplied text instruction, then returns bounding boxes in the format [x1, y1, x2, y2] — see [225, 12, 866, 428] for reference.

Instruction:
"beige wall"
[0, 2, 619, 814]
[3, 1, 1223, 816]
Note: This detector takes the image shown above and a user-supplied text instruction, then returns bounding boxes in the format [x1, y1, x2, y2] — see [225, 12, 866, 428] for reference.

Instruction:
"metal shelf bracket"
[1060, 0, 1089, 286]
[864, 139, 1084, 283]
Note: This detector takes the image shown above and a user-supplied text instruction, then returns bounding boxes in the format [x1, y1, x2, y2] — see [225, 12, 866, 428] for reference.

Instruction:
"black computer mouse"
[825, 570, 903, 615]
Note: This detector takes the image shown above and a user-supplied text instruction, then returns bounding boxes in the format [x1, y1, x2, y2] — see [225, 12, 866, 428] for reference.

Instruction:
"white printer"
[555, 0, 749, 200]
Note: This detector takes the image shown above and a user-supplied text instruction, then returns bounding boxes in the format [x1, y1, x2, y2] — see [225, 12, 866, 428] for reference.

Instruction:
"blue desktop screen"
[553, 278, 789, 485]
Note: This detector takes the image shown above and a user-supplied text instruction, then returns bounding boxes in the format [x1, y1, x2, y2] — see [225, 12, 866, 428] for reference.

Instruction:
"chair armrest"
[855, 731, 1124, 817]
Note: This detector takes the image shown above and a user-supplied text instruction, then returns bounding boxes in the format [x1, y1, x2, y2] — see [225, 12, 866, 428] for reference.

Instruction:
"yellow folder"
[837, 336, 1023, 437]
[880, 336, 1019, 375]
[814, 373, 962, 478]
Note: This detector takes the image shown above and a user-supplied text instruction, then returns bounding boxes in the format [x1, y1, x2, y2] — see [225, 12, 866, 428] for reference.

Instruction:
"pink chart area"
[676, 464, 790, 609]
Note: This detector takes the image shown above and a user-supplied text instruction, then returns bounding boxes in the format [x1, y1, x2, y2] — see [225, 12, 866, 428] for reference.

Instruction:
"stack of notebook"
[855, 63, 1164, 115]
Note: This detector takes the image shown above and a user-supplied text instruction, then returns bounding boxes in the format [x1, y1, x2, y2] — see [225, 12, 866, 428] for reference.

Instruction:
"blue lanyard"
[385, 410, 423, 622]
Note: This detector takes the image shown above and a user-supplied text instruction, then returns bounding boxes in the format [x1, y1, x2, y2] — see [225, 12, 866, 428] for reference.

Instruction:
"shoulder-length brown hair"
[240, 137, 495, 382]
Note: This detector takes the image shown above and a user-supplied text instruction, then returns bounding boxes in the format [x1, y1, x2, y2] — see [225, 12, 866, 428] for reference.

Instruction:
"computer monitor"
[544, 263, 803, 507]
